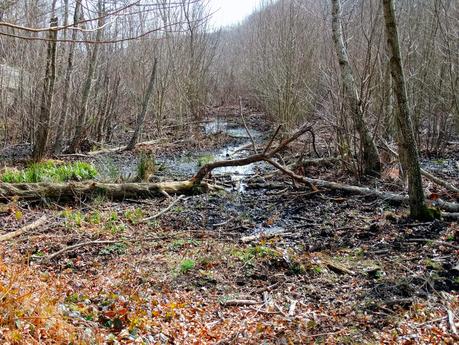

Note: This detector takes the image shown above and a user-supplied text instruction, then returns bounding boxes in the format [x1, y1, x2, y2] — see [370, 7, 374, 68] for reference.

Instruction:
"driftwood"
[0, 215, 47, 242]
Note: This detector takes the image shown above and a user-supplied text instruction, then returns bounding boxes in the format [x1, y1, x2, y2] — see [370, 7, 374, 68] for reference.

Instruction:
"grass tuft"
[178, 259, 196, 274]
[136, 153, 156, 182]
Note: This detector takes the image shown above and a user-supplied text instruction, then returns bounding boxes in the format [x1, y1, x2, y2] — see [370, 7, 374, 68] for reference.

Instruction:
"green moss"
[415, 206, 441, 221]
[196, 154, 215, 167]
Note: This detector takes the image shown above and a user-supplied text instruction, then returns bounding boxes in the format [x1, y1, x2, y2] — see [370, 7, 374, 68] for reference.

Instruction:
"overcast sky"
[208, 0, 262, 28]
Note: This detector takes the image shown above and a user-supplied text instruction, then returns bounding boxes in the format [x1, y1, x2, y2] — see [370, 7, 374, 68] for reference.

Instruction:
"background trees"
[0, 0, 457, 179]
[1, 0, 217, 152]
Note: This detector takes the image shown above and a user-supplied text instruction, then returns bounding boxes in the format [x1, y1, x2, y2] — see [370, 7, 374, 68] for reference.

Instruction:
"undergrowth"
[0, 259, 86, 344]
[1, 161, 97, 183]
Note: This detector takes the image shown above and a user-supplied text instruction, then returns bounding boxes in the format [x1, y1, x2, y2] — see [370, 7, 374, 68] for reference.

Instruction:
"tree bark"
[331, 0, 381, 176]
[32, 16, 58, 161]
[383, 0, 429, 220]
[68, 0, 103, 153]
[127, 57, 158, 150]
[54, 0, 81, 153]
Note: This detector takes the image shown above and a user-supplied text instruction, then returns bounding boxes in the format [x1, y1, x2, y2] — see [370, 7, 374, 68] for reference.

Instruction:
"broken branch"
[0, 215, 47, 242]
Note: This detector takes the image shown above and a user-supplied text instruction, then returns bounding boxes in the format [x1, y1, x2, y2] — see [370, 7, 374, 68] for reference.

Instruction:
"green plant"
[124, 208, 144, 225]
[289, 262, 306, 275]
[196, 154, 214, 167]
[178, 259, 196, 274]
[172, 206, 185, 213]
[61, 209, 85, 227]
[231, 245, 278, 265]
[103, 212, 125, 234]
[88, 211, 102, 225]
[312, 265, 323, 274]
[108, 212, 118, 222]
[99, 243, 127, 256]
[0, 161, 97, 183]
[169, 239, 200, 250]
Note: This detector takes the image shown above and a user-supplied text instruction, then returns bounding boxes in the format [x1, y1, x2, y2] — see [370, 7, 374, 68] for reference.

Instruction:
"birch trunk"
[127, 57, 158, 150]
[32, 16, 58, 161]
[382, 0, 429, 220]
[331, 0, 381, 176]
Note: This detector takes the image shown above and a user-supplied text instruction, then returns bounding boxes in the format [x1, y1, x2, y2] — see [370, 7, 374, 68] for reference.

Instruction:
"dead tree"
[331, 0, 381, 176]
[32, 16, 58, 161]
[127, 57, 158, 150]
[382, 0, 429, 219]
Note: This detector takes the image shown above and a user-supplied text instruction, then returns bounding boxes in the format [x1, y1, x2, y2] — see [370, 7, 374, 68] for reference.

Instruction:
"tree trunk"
[54, 0, 81, 153]
[331, 0, 381, 176]
[32, 16, 58, 161]
[127, 57, 158, 150]
[382, 0, 429, 220]
[68, 0, 103, 153]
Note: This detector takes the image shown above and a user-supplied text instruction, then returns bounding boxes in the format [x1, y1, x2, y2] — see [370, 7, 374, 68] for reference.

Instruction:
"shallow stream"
[93, 119, 266, 192]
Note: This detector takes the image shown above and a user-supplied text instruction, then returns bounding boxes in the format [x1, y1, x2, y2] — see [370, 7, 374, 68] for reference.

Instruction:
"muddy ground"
[0, 107, 458, 344]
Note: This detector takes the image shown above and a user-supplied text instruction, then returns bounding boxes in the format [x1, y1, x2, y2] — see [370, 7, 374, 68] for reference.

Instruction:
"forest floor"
[0, 106, 458, 344]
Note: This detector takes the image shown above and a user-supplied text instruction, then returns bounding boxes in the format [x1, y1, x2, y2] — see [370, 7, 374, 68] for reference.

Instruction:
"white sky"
[208, 0, 262, 28]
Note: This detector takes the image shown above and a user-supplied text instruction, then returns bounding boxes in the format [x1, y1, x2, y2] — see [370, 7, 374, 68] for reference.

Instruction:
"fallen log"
[1, 123, 458, 214]
[278, 171, 459, 213]
[0, 180, 203, 201]
[1, 168, 457, 213]
[381, 140, 459, 193]
[62, 138, 166, 156]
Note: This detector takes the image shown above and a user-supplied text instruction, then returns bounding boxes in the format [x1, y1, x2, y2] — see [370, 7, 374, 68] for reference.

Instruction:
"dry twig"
[0, 215, 47, 242]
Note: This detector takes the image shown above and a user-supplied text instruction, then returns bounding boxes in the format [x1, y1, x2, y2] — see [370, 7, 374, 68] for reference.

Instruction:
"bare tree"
[382, 0, 430, 219]
[68, 0, 104, 153]
[331, 0, 380, 176]
[53, 0, 81, 153]
[127, 57, 158, 150]
[32, 16, 58, 161]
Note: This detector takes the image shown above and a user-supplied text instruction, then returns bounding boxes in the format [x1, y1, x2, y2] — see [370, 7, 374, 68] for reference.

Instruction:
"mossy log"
[0, 180, 204, 201]
[0, 169, 458, 213]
